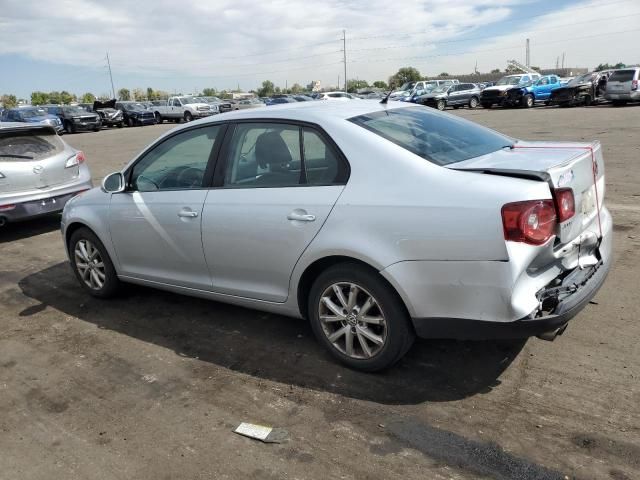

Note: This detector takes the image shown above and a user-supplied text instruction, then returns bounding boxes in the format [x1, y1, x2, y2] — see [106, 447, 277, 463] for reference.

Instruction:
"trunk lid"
[451, 140, 605, 244]
[0, 127, 78, 194]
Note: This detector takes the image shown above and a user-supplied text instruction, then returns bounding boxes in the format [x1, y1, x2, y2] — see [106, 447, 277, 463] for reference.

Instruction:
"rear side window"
[349, 107, 512, 166]
[0, 130, 64, 162]
[609, 70, 636, 82]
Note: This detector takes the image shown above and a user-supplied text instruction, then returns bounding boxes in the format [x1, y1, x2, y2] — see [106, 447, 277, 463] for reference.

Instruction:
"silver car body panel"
[1, 123, 92, 222]
[61, 101, 612, 329]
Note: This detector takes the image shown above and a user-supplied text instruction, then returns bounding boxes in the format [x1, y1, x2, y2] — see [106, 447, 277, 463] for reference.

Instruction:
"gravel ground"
[1, 104, 639, 480]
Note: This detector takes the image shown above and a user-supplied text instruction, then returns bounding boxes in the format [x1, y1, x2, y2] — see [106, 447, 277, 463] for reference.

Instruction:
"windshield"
[123, 103, 146, 111]
[349, 107, 512, 166]
[497, 76, 523, 86]
[63, 106, 89, 114]
[20, 108, 47, 118]
[431, 86, 449, 94]
[609, 70, 636, 82]
[398, 82, 416, 91]
[179, 97, 200, 105]
[568, 73, 596, 86]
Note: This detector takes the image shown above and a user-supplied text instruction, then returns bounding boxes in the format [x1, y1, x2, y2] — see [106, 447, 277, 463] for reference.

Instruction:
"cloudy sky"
[1, 0, 638, 98]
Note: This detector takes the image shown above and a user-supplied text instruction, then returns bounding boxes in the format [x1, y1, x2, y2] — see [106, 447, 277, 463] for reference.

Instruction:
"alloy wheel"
[74, 239, 106, 290]
[318, 282, 387, 359]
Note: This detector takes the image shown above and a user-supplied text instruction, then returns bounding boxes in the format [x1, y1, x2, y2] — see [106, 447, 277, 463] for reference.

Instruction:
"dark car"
[265, 97, 297, 105]
[419, 83, 482, 110]
[44, 105, 101, 133]
[0, 107, 64, 134]
[549, 71, 612, 107]
[80, 99, 124, 128]
[115, 102, 156, 127]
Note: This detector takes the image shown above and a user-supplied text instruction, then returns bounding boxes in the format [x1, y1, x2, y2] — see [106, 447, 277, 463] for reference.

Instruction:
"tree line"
[0, 62, 631, 109]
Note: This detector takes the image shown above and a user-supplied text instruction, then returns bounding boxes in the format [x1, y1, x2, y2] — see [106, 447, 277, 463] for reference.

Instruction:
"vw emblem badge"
[33, 165, 44, 174]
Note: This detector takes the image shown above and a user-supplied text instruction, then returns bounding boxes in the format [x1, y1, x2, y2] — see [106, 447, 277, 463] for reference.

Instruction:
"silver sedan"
[60, 101, 612, 371]
[1, 123, 92, 227]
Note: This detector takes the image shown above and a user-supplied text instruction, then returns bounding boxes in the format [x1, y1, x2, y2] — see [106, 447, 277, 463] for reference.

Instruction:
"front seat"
[254, 131, 299, 186]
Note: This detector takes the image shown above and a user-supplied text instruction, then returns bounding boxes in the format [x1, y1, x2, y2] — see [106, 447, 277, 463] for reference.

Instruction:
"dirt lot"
[1, 105, 639, 480]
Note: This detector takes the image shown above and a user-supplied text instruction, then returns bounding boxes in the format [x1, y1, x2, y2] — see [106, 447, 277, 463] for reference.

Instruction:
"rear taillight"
[502, 200, 557, 245]
[0, 204, 16, 211]
[632, 79, 638, 91]
[552, 188, 575, 222]
[65, 151, 85, 168]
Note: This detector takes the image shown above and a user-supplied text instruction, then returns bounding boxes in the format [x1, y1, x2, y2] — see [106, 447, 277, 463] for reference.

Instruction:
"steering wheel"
[175, 167, 204, 188]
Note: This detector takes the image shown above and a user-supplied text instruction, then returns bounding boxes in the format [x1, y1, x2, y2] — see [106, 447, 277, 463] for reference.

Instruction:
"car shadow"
[0, 215, 61, 243]
[18, 262, 526, 405]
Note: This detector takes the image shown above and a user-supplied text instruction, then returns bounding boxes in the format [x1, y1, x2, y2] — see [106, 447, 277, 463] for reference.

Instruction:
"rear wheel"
[69, 228, 120, 298]
[127, 117, 134, 127]
[469, 96, 479, 108]
[65, 121, 76, 134]
[308, 263, 414, 371]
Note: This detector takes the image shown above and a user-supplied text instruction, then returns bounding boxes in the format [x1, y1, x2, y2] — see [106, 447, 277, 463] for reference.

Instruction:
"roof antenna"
[380, 83, 394, 104]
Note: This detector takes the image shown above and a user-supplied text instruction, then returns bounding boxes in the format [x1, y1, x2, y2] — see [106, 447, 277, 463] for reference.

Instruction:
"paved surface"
[1, 105, 639, 480]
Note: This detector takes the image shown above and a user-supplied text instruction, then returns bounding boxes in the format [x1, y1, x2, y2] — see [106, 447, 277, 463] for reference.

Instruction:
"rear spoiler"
[0, 124, 57, 136]
[451, 167, 551, 183]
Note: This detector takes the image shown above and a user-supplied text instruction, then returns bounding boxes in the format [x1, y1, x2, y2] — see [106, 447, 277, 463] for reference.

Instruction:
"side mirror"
[101, 172, 125, 193]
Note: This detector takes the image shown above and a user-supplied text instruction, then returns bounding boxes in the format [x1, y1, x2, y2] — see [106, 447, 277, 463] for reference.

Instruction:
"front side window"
[537, 78, 549, 86]
[349, 107, 512, 166]
[130, 125, 221, 191]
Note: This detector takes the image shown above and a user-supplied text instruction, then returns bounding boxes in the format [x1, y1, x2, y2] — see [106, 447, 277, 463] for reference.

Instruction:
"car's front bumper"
[381, 206, 612, 340]
[0, 176, 93, 223]
[73, 120, 102, 131]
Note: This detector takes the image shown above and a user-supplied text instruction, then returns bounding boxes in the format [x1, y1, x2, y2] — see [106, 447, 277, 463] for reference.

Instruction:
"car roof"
[0, 122, 57, 134]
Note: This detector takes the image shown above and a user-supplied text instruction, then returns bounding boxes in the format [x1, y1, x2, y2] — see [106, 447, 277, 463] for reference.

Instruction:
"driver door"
[109, 124, 225, 289]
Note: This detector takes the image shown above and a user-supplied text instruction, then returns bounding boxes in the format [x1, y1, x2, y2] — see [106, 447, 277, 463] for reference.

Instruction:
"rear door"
[108, 124, 225, 289]
[201, 122, 348, 302]
[607, 69, 636, 96]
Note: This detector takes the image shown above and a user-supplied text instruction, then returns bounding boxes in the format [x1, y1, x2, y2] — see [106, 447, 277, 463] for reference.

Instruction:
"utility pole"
[525, 38, 530, 68]
[343, 29, 347, 92]
[561, 52, 565, 70]
[106, 51, 116, 99]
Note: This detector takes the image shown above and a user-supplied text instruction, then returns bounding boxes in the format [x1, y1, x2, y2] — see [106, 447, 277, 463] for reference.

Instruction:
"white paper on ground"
[234, 422, 273, 441]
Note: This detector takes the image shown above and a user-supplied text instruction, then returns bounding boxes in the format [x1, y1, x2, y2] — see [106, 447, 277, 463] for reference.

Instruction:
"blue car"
[0, 107, 64, 134]
[504, 75, 567, 108]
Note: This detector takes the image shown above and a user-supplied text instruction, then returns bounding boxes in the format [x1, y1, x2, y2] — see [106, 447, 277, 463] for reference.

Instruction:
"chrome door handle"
[287, 212, 316, 222]
[178, 210, 198, 218]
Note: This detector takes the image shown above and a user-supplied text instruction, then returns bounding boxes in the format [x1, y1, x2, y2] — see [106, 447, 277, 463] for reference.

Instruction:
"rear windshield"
[609, 70, 637, 82]
[348, 107, 511, 165]
[0, 130, 64, 161]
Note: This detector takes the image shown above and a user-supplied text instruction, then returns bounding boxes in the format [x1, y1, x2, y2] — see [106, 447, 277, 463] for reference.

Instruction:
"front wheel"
[69, 228, 120, 298]
[436, 99, 446, 111]
[184, 111, 193, 122]
[155, 112, 163, 123]
[308, 263, 414, 371]
[522, 94, 534, 108]
[469, 96, 479, 108]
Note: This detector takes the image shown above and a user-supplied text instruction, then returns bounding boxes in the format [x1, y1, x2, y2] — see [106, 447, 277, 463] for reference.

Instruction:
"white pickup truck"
[151, 96, 216, 123]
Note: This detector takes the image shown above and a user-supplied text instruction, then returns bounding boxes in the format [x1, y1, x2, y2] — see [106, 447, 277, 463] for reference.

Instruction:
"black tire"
[65, 121, 76, 134]
[482, 102, 492, 109]
[308, 263, 415, 372]
[127, 117, 134, 127]
[522, 94, 534, 108]
[436, 99, 446, 111]
[69, 227, 120, 299]
[583, 95, 592, 106]
[469, 96, 479, 108]
[155, 112, 163, 123]
[117, 122, 124, 128]
[544, 100, 550, 106]
[184, 111, 193, 122]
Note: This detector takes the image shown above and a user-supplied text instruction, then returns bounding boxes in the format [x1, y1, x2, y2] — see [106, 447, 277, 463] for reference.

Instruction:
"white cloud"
[0, 0, 637, 92]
